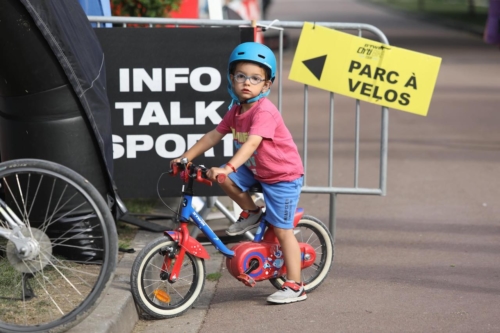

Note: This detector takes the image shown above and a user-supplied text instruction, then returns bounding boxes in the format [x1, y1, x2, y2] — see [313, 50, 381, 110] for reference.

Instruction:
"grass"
[365, 0, 488, 28]
[0, 256, 100, 325]
[123, 198, 158, 215]
[0, 259, 19, 295]
[206, 272, 222, 281]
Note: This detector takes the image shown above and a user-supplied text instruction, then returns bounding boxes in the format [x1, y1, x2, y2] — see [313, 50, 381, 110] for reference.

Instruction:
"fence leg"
[329, 193, 336, 245]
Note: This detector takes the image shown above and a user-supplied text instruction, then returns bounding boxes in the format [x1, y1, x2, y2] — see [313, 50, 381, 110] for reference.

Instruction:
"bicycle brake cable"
[156, 171, 184, 221]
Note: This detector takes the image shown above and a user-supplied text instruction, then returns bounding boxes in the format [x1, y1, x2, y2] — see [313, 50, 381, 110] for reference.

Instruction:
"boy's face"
[230, 62, 272, 102]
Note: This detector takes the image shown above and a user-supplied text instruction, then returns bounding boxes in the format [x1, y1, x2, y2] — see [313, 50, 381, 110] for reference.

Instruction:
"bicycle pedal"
[237, 273, 256, 287]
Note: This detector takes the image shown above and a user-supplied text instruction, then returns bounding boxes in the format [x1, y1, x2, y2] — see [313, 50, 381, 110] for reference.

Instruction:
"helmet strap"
[244, 90, 270, 104]
[231, 90, 270, 108]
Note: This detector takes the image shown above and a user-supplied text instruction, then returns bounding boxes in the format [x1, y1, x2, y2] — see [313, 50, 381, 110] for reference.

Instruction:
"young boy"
[170, 42, 305, 304]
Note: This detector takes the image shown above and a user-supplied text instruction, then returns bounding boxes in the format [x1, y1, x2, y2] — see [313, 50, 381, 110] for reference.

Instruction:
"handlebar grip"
[216, 174, 226, 183]
[169, 163, 179, 176]
[196, 169, 212, 186]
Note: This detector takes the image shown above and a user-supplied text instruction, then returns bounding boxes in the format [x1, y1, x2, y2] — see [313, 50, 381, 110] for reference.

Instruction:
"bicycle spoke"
[50, 222, 103, 247]
[51, 235, 104, 244]
[176, 275, 196, 284]
[26, 173, 44, 222]
[167, 284, 187, 300]
[143, 279, 165, 290]
[40, 197, 86, 234]
[29, 271, 66, 316]
[39, 253, 82, 296]
[14, 174, 30, 228]
[2, 178, 24, 226]
[50, 261, 100, 278]
[44, 180, 66, 230]
[48, 243, 105, 252]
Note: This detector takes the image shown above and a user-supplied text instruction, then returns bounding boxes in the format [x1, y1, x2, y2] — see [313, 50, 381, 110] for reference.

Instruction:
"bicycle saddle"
[249, 183, 263, 193]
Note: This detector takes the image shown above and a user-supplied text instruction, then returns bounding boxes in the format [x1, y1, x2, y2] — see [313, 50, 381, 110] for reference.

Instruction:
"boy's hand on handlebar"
[169, 158, 190, 176]
[170, 157, 188, 168]
[169, 158, 180, 168]
[206, 167, 228, 182]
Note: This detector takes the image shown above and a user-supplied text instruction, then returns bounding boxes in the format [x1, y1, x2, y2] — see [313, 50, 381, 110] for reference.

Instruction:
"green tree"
[111, 0, 182, 17]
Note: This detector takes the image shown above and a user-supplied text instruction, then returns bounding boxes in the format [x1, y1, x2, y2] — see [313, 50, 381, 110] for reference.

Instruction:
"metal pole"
[380, 107, 389, 196]
[303, 85, 309, 185]
[355, 100, 360, 188]
[329, 92, 334, 187]
[329, 193, 336, 241]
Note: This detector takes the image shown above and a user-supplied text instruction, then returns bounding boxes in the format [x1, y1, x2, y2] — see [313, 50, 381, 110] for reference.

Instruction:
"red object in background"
[169, 0, 199, 18]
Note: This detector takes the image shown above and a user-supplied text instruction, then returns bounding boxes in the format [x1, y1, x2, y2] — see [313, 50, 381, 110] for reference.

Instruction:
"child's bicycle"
[0, 158, 117, 333]
[130, 159, 334, 319]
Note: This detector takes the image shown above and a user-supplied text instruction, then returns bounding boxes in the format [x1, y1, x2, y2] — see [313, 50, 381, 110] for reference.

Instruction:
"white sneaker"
[267, 281, 307, 304]
[226, 208, 263, 236]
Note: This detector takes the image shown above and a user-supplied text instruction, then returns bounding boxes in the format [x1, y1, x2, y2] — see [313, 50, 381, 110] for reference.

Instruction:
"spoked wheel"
[130, 236, 206, 319]
[270, 215, 334, 292]
[0, 159, 117, 333]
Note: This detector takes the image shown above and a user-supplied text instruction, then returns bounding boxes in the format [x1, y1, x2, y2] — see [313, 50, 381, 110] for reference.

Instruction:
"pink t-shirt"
[216, 98, 304, 183]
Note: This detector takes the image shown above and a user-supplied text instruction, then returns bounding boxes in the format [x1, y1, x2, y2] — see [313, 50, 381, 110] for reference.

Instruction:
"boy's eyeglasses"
[233, 73, 266, 85]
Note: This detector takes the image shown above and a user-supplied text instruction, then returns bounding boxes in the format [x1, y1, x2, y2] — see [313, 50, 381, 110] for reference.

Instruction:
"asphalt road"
[129, 1, 500, 332]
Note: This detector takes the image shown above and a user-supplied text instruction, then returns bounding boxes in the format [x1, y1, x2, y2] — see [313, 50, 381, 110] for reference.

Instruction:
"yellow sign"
[289, 22, 442, 116]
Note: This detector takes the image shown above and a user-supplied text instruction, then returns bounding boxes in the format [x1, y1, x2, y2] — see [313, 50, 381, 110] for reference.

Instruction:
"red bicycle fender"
[164, 231, 210, 259]
[293, 208, 305, 227]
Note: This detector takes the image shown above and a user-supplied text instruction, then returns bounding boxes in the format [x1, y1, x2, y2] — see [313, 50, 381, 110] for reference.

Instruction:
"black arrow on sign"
[302, 54, 327, 81]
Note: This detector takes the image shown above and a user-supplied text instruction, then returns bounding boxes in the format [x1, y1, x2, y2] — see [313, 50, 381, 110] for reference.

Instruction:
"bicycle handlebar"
[169, 162, 225, 186]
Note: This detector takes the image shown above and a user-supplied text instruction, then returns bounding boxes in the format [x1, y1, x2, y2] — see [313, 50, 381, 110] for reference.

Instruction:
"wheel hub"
[6, 227, 52, 273]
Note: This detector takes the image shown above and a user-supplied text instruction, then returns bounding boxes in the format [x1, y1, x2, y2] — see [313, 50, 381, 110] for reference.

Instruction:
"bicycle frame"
[168, 192, 235, 258]
[162, 163, 237, 283]
[162, 161, 309, 285]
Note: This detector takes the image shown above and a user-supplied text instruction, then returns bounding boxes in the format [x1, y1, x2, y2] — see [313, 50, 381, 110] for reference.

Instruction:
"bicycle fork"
[161, 221, 210, 283]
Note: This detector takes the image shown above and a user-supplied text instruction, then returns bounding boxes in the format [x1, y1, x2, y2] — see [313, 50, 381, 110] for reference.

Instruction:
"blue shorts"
[226, 165, 303, 230]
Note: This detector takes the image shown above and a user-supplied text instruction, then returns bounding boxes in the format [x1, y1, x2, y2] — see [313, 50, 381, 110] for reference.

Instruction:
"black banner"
[96, 27, 253, 198]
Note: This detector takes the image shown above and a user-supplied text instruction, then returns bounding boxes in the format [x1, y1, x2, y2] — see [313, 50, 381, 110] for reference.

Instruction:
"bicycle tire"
[130, 236, 206, 319]
[269, 215, 334, 292]
[0, 159, 117, 333]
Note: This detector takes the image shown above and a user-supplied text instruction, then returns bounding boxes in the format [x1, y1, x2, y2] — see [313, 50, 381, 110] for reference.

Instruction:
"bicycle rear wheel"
[0, 159, 117, 332]
[269, 215, 334, 292]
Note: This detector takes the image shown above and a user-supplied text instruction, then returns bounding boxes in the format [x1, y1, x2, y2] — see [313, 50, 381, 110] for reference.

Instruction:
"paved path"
[197, 1, 500, 332]
[74, 0, 500, 332]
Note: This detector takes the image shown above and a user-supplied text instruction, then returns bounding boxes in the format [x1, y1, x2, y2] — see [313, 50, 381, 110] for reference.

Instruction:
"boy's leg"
[261, 177, 306, 304]
[220, 165, 263, 236]
[273, 228, 301, 282]
[219, 175, 258, 211]
[267, 227, 306, 304]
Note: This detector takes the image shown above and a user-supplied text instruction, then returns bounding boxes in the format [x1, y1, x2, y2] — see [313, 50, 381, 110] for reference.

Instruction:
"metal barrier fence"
[89, 16, 389, 239]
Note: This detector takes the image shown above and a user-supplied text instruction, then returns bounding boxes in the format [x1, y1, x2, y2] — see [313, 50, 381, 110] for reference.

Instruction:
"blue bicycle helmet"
[227, 42, 277, 107]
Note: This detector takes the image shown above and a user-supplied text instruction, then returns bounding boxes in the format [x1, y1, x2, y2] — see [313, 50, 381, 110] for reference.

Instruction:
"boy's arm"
[227, 134, 262, 169]
[207, 134, 262, 180]
[173, 129, 225, 164]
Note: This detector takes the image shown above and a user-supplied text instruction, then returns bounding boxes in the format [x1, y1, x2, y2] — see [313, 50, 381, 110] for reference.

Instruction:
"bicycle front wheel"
[270, 215, 334, 292]
[0, 159, 117, 333]
[130, 236, 206, 319]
